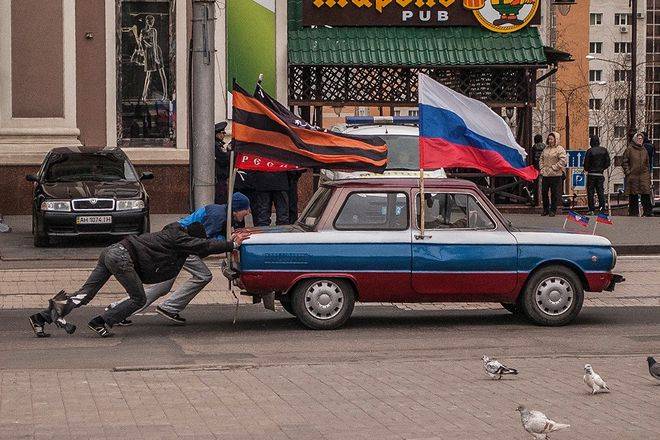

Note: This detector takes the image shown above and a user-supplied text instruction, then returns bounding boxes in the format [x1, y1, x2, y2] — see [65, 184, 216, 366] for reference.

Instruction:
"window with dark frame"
[590, 13, 603, 25]
[614, 42, 632, 53]
[614, 126, 627, 138]
[589, 98, 602, 110]
[589, 42, 603, 54]
[589, 126, 601, 138]
[334, 192, 409, 231]
[589, 70, 603, 82]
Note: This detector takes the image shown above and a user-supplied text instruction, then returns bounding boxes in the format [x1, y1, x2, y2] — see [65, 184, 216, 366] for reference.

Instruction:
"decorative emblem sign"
[303, 0, 540, 32]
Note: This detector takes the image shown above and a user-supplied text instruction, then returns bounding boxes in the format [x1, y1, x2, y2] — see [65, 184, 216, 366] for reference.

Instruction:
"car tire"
[500, 302, 523, 315]
[279, 295, 296, 316]
[32, 215, 49, 247]
[521, 266, 584, 326]
[141, 214, 151, 234]
[292, 278, 355, 330]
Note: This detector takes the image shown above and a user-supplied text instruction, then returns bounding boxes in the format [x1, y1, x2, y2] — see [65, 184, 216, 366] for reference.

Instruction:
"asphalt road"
[3, 305, 659, 371]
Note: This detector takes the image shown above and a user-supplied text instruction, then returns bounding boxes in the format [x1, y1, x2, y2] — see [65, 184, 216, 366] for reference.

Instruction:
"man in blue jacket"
[107, 192, 251, 324]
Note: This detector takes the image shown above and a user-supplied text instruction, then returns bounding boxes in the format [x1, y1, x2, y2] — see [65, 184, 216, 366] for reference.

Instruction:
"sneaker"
[29, 314, 50, 338]
[115, 319, 133, 327]
[549, 212, 556, 217]
[87, 316, 113, 338]
[156, 306, 186, 324]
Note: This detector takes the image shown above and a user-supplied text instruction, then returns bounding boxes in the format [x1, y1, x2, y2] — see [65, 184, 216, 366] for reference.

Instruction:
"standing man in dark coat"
[529, 134, 545, 206]
[287, 170, 304, 223]
[214, 122, 230, 205]
[584, 135, 611, 214]
[252, 171, 290, 226]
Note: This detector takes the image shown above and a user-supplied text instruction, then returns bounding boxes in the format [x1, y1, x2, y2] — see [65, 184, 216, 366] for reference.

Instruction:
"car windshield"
[298, 187, 332, 230]
[44, 153, 138, 182]
[377, 135, 419, 170]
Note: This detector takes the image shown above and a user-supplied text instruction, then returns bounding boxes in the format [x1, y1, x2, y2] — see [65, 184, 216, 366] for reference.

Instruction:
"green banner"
[227, 0, 276, 96]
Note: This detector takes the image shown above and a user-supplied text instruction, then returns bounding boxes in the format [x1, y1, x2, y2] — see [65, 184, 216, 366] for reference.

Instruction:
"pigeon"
[583, 364, 610, 394]
[648, 356, 660, 381]
[516, 405, 570, 439]
[481, 355, 518, 379]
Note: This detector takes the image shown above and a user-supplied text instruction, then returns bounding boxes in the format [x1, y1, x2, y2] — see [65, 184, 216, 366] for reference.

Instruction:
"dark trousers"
[39, 243, 146, 327]
[541, 176, 563, 214]
[214, 179, 228, 205]
[586, 174, 606, 212]
[253, 191, 289, 226]
[288, 183, 299, 223]
[628, 194, 653, 216]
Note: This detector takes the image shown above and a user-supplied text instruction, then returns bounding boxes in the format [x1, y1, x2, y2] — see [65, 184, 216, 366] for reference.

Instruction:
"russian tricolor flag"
[418, 74, 539, 181]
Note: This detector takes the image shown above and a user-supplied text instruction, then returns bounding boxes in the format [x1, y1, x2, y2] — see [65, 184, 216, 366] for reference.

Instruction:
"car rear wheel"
[292, 278, 355, 330]
[521, 266, 584, 326]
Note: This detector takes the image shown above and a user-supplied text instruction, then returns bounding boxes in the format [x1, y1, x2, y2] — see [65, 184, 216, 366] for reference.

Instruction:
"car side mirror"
[139, 171, 154, 181]
[26, 174, 39, 182]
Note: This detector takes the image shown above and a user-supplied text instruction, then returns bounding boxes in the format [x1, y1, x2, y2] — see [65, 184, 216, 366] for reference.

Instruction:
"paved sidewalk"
[1, 357, 657, 440]
[0, 257, 657, 310]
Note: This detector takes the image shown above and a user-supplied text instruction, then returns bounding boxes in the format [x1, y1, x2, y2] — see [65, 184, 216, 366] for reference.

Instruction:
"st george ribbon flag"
[418, 73, 539, 181]
[232, 82, 388, 172]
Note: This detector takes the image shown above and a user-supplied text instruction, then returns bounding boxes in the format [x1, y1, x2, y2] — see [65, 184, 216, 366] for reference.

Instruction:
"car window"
[298, 187, 332, 229]
[379, 135, 419, 170]
[335, 192, 408, 230]
[44, 153, 138, 182]
[417, 193, 494, 230]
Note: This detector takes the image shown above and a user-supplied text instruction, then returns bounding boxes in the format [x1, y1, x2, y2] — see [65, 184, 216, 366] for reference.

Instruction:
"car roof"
[322, 177, 479, 190]
[49, 146, 125, 155]
[340, 124, 419, 136]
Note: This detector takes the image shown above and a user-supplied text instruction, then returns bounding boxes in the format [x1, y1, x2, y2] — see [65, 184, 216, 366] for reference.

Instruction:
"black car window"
[417, 193, 495, 230]
[335, 192, 408, 231]
[44, 153, 138, 182]
[298, 187, 332, 230]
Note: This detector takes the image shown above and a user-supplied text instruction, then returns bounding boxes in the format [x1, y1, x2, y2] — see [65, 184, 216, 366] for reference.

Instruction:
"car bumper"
[41, 210, 148, 236]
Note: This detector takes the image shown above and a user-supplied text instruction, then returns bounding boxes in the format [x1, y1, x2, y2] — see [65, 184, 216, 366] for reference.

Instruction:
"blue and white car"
[227, 177, 623, 330]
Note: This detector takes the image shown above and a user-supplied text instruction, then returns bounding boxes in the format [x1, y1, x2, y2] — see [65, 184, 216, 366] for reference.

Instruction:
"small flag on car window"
[565, 210, 590, 227]
[595, 212, 613, 225]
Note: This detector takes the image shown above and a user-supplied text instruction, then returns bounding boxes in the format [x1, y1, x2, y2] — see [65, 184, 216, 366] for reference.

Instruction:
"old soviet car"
[227, 178, 622, 330]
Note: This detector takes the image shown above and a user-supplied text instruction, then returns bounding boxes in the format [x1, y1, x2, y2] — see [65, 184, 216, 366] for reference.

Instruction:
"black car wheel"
[32, 214, 49, 247]
[500, 302, 523, 315]
[292, 278, 355, 330]
[521, 266, 584, 326]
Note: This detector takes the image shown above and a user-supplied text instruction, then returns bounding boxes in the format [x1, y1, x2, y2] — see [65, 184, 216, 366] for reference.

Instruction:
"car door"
[411, 190, 518, 301]
[330, 190, 414, 302]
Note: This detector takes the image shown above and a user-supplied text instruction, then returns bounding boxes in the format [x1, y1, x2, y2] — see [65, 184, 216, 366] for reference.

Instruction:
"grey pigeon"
[481, 355, 518, 379]
[516, 405, 570, 439]
[648, 357, 660, 381]
[583, 364, 610, 394]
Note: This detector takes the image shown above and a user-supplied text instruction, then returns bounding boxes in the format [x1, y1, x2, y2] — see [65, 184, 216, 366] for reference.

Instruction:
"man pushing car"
[28, 212, 250, 338]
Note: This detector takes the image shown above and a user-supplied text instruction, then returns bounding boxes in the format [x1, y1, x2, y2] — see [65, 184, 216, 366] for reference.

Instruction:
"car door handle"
[414, 234, 432, 240]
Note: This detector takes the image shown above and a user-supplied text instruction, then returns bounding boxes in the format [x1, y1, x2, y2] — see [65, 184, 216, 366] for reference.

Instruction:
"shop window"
[117, 0, 175, 147]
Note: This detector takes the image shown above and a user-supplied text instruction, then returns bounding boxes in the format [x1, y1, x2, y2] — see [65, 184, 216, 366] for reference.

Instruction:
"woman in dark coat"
[623, 132, 653, 216]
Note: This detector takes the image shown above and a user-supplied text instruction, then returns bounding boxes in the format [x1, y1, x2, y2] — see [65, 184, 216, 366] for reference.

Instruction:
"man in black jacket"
[28, 222, 249, 337]
[584, 135, 611, 214]
[214, 122, 230, 204]
[252, 171, 289, 226]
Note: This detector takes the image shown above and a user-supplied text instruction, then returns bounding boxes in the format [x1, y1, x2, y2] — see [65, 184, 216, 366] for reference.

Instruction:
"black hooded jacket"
[120, 223, 234, 284]
[584, 146, 611, 174]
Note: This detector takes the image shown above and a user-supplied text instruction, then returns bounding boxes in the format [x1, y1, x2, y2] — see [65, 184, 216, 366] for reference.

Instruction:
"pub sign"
[303, 0, 541, 33]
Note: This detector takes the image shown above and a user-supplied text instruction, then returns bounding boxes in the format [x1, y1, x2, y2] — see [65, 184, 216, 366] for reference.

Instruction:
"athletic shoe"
[115, 319, 133, 326]
[87, 316, 113, 338]
[29, 314, 50, 338]
[549, 212, 556, 217]
[155, 306, 186, 324]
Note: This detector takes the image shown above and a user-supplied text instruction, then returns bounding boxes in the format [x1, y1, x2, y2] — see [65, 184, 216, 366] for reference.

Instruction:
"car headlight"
[40, 200, 71, 212]
[116, 199, 145, 211]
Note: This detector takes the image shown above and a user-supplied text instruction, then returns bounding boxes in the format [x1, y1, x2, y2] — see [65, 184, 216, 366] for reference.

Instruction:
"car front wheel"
[521, 266, 584, 326]
[292, 278, 355, 330]
[32, 215, 49, 247]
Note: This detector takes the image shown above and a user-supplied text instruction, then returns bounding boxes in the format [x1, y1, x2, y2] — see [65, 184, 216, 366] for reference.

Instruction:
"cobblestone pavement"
[0, 256, 657, 310]
[1, 357, 658, 440]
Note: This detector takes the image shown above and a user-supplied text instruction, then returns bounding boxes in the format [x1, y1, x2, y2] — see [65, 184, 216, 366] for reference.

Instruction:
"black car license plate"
[76, 216, 112, 225]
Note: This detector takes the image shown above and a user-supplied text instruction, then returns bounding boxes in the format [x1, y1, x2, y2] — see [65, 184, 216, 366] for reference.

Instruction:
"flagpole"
[562, 216, 568, 230]
[593, 220, 597, 235]
[420, 168, 426, 237]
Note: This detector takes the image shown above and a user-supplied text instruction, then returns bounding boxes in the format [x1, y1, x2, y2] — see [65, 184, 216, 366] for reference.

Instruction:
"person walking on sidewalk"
[539, 131, 567, 217]
[584, 135, 611, 214]
[28, 222, 249, 337]
[107, 193, 251, 324]
[623, 132, 653, 217]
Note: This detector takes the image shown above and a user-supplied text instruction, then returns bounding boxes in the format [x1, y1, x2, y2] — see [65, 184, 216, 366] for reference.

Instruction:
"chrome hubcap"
[304, 280, 344, 320]
[535, 276, 574, 316]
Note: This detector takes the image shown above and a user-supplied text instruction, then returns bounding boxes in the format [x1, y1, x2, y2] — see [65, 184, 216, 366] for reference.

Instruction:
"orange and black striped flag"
[232, 82, 388, 172]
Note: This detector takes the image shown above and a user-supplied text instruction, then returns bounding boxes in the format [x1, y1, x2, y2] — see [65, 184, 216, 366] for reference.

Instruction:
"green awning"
[288, 26, 547, 67]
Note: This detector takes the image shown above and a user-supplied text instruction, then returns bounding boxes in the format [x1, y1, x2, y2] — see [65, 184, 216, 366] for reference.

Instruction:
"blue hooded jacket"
[178, 193, 250, 240]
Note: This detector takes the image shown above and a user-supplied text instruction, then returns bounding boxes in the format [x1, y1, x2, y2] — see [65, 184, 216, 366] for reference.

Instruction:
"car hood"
[511, 229, 612, 247]
[41, 180, 142, 199]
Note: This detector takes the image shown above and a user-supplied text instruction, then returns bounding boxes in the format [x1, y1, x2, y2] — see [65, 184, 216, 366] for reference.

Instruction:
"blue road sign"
[572, 170, 586, 189]
[567, 150, 586, 168]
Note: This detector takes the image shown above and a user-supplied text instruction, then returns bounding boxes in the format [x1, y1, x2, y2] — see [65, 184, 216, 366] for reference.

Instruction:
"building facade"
[646, 0, 660, 192]
[0, 0, 289, 215]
